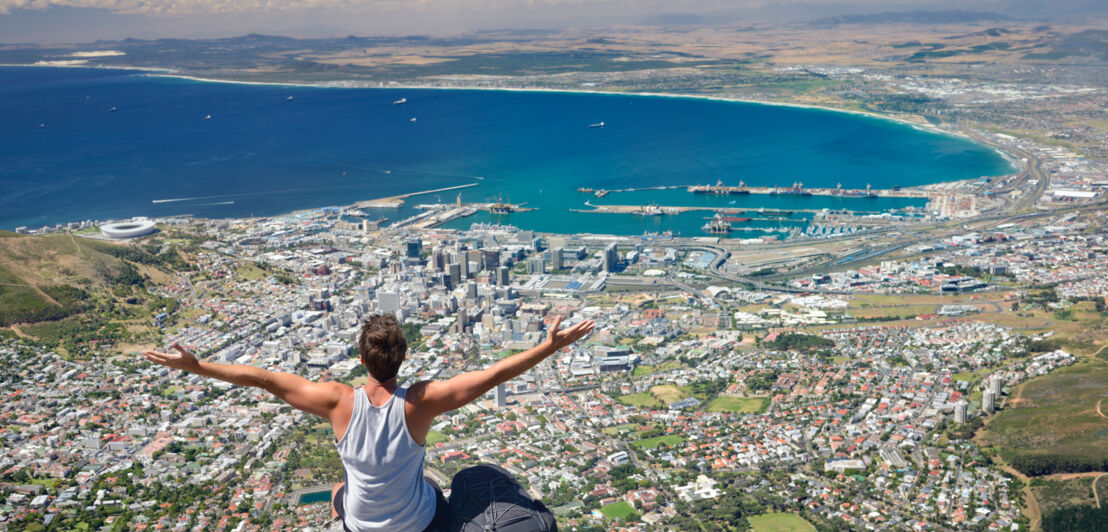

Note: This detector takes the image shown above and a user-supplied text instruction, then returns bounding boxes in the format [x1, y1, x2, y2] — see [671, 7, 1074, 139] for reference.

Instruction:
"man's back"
[335, 386, 436, 531]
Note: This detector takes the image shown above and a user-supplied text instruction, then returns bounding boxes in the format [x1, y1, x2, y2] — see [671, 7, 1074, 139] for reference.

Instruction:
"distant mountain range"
[811, 10, 1013, 27]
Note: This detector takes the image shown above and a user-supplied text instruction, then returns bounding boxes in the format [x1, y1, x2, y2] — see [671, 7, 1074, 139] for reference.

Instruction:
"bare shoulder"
[327, 380, 356, 396]
[405, 379, 435, 401]
[316, 380, 355, 404]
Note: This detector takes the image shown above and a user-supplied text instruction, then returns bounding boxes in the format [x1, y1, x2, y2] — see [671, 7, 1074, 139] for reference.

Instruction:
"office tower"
[495, 383, 507, 408]
[447, 263, 461, 289]
[603, 242, 618, 272]
[551, 247, 564, 270]
[483, 249, 500, 271]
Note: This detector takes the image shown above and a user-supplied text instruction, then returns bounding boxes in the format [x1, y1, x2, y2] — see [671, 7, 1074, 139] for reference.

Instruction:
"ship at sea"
[393, 98, 407, 105]
[589, 122, 605, 128]
[689, 179, 750, 195]
[635, 203, 664, 217]
[577, 187, 595, 194]
[702, 214, 732, 234]
[770, 182, 813, 196]
[594, 189, 609, 199]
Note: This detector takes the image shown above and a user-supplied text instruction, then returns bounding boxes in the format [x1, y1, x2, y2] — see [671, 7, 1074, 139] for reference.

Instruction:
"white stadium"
[100, 218, 156, 239]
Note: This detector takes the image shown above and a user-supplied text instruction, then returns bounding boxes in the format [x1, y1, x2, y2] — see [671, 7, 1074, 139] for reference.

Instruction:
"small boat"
[109, 106, 118, 113]
[204, 114, 212, 121]
[589, 122, 605, 128]
[286, 96, 294, 101]
[394, 98, 407, 105]
[409, 117, 417, 123]
[38, 123, 45, 128]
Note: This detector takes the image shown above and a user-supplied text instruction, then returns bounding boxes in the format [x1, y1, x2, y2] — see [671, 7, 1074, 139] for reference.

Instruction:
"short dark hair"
[358, 314, 407, 382]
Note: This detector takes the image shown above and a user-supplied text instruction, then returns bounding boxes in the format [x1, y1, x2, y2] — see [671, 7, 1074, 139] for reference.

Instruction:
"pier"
[685, 181, 928, 199]
[572, 202, 884, 216]
[358, 183, 480, 209]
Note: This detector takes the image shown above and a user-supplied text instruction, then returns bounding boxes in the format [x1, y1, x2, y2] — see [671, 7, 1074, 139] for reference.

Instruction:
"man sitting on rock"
[143, 313, 594, 531]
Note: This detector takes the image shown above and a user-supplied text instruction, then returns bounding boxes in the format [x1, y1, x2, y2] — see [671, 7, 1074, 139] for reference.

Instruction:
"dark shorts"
[333, 478, 449, 532]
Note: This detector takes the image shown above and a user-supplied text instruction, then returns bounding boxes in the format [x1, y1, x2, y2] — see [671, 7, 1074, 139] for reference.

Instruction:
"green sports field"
[747, 512, 817, 532]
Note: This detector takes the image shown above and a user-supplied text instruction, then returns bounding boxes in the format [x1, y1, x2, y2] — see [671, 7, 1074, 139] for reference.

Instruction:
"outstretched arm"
[411, 317, 595, 418]
[142, 343, 347, 420]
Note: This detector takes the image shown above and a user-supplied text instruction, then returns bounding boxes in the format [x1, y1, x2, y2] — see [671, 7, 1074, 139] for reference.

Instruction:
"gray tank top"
[335, 386, 436, 531]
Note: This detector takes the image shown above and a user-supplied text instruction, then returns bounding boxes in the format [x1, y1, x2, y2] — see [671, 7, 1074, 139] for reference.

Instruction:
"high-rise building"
[455, 308, 468, 334]
[406, 240, 422, 259]
[988, 376, 1003, 396]
[551, 247, 564, 270]
[954, 401, 968, 424]
[431, 247, 445, 271]
[527, 257, 544, 275]
[497, 266, 510, 287]
[483, 250, 500, 271]
[603, 242, 618, 272]
[495, 383, 507, 408]
[531, 237, 543, 252]
[468, 250, 484, 273]
[982, 390, 996, 413]
[447, 263, 461, 289]
[458, 255, 469, 279]
[465, 281, 478, 300]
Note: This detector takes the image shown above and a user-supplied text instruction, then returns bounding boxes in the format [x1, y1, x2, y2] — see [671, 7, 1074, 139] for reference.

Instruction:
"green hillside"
[0, 230, 189, 355]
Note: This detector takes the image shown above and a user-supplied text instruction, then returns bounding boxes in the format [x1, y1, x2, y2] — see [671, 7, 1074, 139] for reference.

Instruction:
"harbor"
[570, 201, 885, 217]
[683, 180, 928, 199]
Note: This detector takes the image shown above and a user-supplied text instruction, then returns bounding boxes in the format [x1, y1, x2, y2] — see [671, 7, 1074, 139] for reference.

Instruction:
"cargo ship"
[702, 214, 732, 234]
[689, 180, 750, 195]
[577, 187, 595, 193]
[489, 195, 513, 214]
[770, 182, 812, 196]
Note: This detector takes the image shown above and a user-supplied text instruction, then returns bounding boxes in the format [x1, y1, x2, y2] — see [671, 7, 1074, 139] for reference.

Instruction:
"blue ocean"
[0, 66, 1015, 237]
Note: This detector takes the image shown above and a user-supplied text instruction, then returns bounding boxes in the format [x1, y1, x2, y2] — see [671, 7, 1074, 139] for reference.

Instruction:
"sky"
[0, 0, 1105, 44]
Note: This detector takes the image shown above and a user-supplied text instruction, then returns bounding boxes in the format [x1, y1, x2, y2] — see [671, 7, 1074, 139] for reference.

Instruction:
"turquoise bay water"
[0, 67, 1014, 237]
